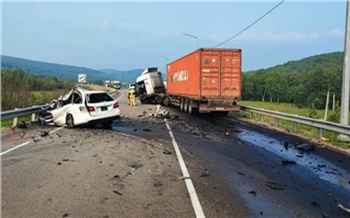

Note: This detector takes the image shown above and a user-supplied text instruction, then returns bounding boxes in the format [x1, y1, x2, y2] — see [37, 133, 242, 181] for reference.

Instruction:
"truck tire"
[180, 98, 184, 111]
[184, 98, 189, 113]
[163, 96, 170, 106]
[188, 100, 194, 115]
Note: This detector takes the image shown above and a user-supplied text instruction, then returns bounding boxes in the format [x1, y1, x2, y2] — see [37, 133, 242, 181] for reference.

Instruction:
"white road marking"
[164, 119, 206, 218]
[1, 126, 64, 156]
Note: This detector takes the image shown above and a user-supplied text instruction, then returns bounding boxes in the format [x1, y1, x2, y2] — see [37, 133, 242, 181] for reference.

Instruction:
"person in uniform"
[128, 87, 136, 106]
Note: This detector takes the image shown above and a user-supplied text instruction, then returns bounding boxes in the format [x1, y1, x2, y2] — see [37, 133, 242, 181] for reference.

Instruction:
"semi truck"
[105, 80, 121, 90]
[135, 48, 242, 115]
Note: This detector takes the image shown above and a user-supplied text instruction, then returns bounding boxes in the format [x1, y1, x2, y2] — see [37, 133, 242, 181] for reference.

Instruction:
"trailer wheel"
[184, 98, 189, 113]
[188, 100, 193, 115]
[180, 98, 184, 111]
[163, 96, 170, 106]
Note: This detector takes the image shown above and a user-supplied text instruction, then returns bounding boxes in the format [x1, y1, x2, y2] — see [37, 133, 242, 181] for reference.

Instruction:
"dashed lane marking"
[164, 119, 206, 218]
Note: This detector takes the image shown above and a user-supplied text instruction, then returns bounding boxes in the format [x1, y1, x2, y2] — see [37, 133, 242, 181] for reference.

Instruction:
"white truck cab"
[135, 67, 166, 103]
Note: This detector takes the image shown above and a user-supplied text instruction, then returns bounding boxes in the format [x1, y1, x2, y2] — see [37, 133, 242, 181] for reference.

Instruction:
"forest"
[241, 51, 344, 109]
[1, 69, 74, 111]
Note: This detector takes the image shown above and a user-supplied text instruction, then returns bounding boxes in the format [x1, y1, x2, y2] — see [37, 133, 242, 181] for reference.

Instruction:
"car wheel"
[66, 114, 75, 128]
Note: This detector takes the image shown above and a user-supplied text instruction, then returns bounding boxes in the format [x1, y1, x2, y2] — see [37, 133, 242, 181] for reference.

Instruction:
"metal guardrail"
[240, 105, 350, 136]
[1, 105, 49, 121]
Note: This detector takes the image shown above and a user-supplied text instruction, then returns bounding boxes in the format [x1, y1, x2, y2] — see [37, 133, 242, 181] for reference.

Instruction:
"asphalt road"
[2, 90, 350, 218]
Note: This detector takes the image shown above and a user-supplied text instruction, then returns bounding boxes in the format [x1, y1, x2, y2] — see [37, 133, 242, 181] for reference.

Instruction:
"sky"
[1, 1, 348, 72]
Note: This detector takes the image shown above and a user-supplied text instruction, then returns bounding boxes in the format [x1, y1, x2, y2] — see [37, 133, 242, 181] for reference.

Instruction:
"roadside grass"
[31, 90, 66, 105]
[239, 100, 350, 149]
[1, 90, 65, 129]
[1, 115, 34, 128]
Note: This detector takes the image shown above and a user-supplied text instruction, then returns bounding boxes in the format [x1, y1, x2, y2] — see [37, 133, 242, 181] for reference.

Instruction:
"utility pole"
[341, 0, 350, 125]
[339, 0, 350, 141]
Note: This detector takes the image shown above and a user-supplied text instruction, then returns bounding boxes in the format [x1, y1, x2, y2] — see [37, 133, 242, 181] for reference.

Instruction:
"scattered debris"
[311, 201, 320, 207]
[163, 149, 172, 155]
[338, 203, 350, 214]
[32, 136, 40, 143]
[237, 172, 245, 176]
[153, 181, 163, 187]
[40, 131, 49, 137]
[200, 169, 210, 177]
[180, 176, 191, 180]
[265, 181, 285, 190]
[62, 213, 69, 217]
[149, 105, 170, 118]
[133, 128, 137, 132]
[295, 143, 316, 152]
[57, 162, 62, 165]
[112, 190, 123, 196]
[17, 121, 28, 129]
[281, 160, 297, 166]
[248, 190, 257, 195]
[128, 162, 143, 170]
[62, 159, 69, 162]
[142, 128, 152, 132]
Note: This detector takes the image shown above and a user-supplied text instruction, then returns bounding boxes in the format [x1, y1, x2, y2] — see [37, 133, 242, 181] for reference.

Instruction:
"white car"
[41, 86, 120, 128]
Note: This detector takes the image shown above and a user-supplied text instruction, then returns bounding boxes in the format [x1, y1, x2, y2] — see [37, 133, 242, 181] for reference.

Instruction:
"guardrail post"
[293, 122, 298, 130]
[249, 112, 252, 119]
[260, 115, 264, 122]
[319, 129, 324, 138]
[275, 118, 279, 126]
[31, 105, 36, 122]
[13, 108, 18, 127]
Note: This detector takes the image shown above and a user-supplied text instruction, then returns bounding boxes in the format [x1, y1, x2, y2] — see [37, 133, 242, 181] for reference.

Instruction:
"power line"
[214, 0, 285, 48]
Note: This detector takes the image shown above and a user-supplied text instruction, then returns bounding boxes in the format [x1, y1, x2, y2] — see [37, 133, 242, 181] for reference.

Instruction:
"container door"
[201, 50, 221, 97]
[220, 50, 241, 98]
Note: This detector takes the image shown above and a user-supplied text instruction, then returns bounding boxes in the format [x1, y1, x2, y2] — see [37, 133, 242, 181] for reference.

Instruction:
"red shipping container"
[167, 48, 241, 101]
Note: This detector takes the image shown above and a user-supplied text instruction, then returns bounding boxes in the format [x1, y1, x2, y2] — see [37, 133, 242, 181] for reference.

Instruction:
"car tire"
[66, 114, 75, 128]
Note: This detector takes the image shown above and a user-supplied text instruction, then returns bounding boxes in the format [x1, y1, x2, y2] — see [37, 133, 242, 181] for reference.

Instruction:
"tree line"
[241, 52, 344, 110]
[1, 68, 74, 111]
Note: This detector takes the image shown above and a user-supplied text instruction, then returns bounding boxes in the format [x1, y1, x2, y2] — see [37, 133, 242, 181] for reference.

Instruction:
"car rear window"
[88, 93, 114, 103]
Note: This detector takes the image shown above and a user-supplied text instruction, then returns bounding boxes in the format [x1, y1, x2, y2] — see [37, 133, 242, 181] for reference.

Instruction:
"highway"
[2, 90, 350, 218]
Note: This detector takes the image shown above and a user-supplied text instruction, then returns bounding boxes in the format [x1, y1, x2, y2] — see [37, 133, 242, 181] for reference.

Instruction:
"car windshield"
[87, 93, 113, 103]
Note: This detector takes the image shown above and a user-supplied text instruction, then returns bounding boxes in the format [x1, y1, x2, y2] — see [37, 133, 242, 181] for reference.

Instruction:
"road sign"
[78, 74, 86, 83]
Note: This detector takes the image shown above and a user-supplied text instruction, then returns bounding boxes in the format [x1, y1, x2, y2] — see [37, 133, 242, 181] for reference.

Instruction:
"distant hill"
[100, 69, 144, 83]
[1, 55, 149, 83]
[245, 51, 343, 74]
[100, 68, 166, 83]
[1, 55, 111, 82]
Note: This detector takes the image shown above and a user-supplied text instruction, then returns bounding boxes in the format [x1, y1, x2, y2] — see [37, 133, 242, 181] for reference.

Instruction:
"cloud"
[326, 28, 344, 38]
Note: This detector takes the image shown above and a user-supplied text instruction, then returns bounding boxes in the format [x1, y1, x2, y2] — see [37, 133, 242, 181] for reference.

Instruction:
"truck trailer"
[135, 48, 242, 115]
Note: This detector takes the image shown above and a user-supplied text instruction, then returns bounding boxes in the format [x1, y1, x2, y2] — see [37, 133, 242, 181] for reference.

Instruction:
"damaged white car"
[41, 86, 120, 128]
